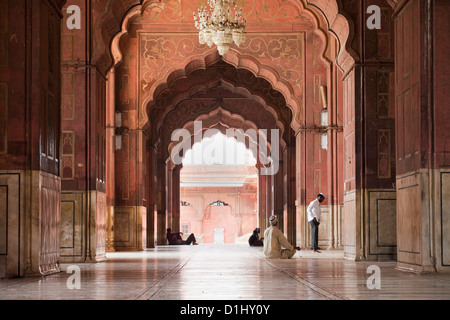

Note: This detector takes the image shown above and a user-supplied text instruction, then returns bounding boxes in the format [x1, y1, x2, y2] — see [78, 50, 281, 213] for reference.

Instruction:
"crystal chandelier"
[193, 0, 247, 56]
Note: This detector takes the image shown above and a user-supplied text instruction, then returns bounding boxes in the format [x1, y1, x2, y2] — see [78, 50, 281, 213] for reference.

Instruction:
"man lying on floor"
[166, 228, 199, 245]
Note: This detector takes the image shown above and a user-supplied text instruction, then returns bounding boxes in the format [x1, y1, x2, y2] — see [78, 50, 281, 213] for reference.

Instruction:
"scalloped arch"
[149, 73, 289, 144]
[108, 0, 357, 131]
[166, 107, 279, 164]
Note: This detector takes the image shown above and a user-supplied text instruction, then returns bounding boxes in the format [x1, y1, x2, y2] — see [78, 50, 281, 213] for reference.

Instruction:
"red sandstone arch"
[107, 0, 357, 132]
[107, 0, 356, 69]
[166, 107, 280, 165]
[139, 49, 303, 131]
[148, 73, 290, 146]
[153, 86, 287, 151]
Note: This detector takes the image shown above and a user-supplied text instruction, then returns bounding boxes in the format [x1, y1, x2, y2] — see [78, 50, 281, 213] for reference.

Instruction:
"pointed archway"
[109, 0, 346, 254]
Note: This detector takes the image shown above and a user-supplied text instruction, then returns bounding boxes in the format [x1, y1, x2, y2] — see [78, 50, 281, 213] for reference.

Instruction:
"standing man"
[307, 193, 325, 253]
[263, 215, 301, 259]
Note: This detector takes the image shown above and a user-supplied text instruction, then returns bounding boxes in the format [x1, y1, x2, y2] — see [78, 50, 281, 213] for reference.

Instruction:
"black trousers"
[309, 220, 319, 250]
[185, 233, 196, 245]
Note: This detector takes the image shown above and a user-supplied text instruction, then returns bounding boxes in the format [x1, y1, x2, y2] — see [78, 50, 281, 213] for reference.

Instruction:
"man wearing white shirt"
[307, 193, 325, 253]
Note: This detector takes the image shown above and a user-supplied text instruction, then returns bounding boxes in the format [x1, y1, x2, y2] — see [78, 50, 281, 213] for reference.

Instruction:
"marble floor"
[1, 244, 450, 300]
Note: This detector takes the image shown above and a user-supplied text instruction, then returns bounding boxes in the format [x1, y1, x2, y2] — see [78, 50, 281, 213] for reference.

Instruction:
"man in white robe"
[263, 215, 300, 259]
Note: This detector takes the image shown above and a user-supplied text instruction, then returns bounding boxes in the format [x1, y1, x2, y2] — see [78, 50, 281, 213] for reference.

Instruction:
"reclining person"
[166, 228, 198, 245]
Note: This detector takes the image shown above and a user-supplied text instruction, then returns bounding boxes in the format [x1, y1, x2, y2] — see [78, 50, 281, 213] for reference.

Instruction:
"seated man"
[263, 215, 300, 259]
[248, 228, 264, 247]
[166, 228, 198, 245]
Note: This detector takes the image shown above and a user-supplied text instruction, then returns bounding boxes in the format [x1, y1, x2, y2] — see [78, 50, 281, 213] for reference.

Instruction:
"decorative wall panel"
[0, 1, 7, 68]
[0, 173, 20, 278]
[38, 172, 61, 274]
[441, 173, 450, 266]
[0, 83, 7, 154]
[139, 32, 305, 128]
[61, 132, 75, 180]
[114, 207, 136, 248]
[60, 192, 84, 259]
[0, 186, 6, 256]
[368, 190, 396, 259]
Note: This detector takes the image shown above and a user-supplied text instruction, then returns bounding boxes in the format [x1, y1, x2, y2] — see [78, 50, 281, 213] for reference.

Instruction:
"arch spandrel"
[109, 0, 348, 133]
[101, 0, 358, 89]
[138, 35, 305, 131]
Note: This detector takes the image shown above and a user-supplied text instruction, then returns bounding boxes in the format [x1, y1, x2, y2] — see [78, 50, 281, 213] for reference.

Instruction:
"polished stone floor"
[1, 244, 450, 300]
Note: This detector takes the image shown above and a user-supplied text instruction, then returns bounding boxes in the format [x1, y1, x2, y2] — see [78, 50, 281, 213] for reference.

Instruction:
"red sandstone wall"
[180, 189, 258, 244]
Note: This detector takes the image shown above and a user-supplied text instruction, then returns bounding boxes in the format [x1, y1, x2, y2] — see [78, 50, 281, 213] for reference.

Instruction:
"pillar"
[171, 165, 182, 232]
[146, 144, 157, 248]
[393, 0, 450, 273]
[0, 0, 64, 277]
[60, 1, 107, 263]
[156, 158, 167, 245]
[283, 144, 296, 244]
[112, 26, 147, 252]
[258, 170, 268, 233]
[342, 0, 396, 261]
[105, 69, 115, 252]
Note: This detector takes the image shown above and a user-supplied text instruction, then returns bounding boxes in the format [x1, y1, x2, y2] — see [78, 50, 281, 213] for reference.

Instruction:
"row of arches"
[1, 0, 449, 278]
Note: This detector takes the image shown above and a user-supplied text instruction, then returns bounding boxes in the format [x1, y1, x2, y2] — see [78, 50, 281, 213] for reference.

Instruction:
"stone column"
[60, 1, 108, 262]
[146, 144, 157, 248]
[273, 157, 284, 232]
[156, 158, 167, 245]
[393, 0, 450, 273]
[171, 165, 181, 232]
[257, 169, 267, 233]
[283, 144, 296, 244]
[342, 0, 396, 261]
[0, 0, 64, 277]
[105, 70, 115, 252]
